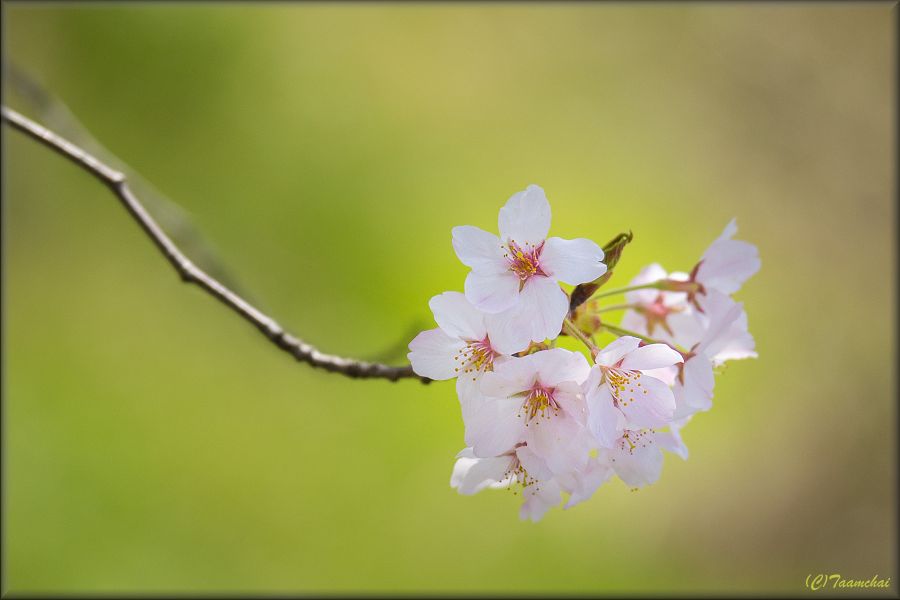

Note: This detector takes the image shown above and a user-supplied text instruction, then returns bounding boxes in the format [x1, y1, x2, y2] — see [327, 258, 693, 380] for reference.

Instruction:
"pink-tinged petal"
[595, 336, 642, 368]
[516, 445, 554, 483]
[561, 457, 614, 509]
[527, 413, 590, 475]
[519, 478, 562, 522]
[518, 276, 569, 343]
[498, 184, 551, 246]
[451, 225, 508, 274]
[695, 291, 745, 356]
[482, 308, 534, 356]
[673, 356, 715, 418]
[617, 374, 676, 429]
[585, 385, 624, 449]
[533, 348, 592, 387]
[480, 357, 538, 398]
[464, 397, 524, 457]
[456, 374, 488, 422]
[625, 263, 669, 305]
[407, 328, 467, 380]
[619, 309, 650, 337]
[654, 426, 689, 461]
[696, 220, 760, 295]
[641, 365, 678, 386]
[610, 442, 664, 488]
[450, 451, 515, 495]
[553, 381, 588, 424]
[429, 291, 486, 341]
[620, 343, 683, 371]
[464, 270, 520, 314]
[540, 237, 607, 286]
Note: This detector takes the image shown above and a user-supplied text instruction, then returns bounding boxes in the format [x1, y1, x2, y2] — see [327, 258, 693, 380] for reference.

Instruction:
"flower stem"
[594, 303, 633, 313]
[600, 323, 690, 356]
[562, 318, 599, 358]
[590, 281, 662, 300]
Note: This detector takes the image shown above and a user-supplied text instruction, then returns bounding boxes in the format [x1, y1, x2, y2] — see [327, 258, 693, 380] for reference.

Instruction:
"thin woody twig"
[2, 105, 429, 383]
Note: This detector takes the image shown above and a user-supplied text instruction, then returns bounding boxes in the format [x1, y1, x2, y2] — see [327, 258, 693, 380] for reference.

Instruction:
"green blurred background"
[3, 3, 895, 595]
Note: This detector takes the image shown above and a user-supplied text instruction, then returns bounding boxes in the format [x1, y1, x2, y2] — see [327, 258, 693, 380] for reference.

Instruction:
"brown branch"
[2, 105, 429, 383]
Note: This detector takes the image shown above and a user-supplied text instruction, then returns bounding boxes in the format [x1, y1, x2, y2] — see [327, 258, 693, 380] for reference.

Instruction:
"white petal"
[464, 397, 525, 457]
[529, 414, 592, 475]
[407, 328, 466, 380]
[456, 373, 488, 422]
[482, 307, 535, 356]
[695, 291, 746, 356]
[463, 270, 521, 314]
[533, 348, 592, 387]
[696, 220, 760, 295]
[451, 225, 507, 274]
[428, 291, 486, 342]
[617, 374, 676, 429]
[625, 263, 668, 303]
[611, 442, 664, 488]
[480, 358, 537, 398]
[519, 477, 562, 522]
[653, 428, 689, 461]
[619, 309, 650, 337]
[586, 385, 624, 448]
[673, 356, 715, 418]
[450, 452, 514, 495]
[540, 237, 607, 286]
[561, 458, 614, 509]
[517, 276, 569, 343]
[595, 336, 642, 367]
[498, 184, 551, 245]
[620, 343, 683, 371]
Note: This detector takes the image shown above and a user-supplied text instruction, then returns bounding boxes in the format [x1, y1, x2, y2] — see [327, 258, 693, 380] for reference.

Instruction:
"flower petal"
[519, 477, 562, 522]
[620, 343, 683, 371]
[585, 385, 624, 448]
[624, 263, 668, 305]
[673, 356, 715, 418]
[451, 225, 507, 274]
[407, 328, 467, 380]
[464, 270, 520, 314]
[464, 397, 525, 457]
[518, 276, 569, 343]
[595, 336, 642, 368]
[450, 451, 514, 495]
[540, 237, 607, 286]
[428, 291, 486, 341]
[482, 309, 534, 356]
[498, 184, 551, 245]
[617, 374, 676, 429]
[610, 442, 664, 488]
[696, 219, 760, 295]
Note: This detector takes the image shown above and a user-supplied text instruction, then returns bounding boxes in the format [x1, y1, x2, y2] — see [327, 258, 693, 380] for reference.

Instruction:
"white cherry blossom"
[584, 336, 683, 448]
[602, 426, 688, 488]
[452, 185, 607, 346]
[468, 348, 593, 476]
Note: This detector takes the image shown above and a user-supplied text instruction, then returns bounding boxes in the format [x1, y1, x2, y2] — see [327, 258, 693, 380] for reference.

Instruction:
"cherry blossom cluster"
[408, 185, 759, 521]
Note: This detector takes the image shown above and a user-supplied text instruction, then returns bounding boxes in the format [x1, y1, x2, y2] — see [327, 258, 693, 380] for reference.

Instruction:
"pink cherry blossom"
[452, 185, 607, 346]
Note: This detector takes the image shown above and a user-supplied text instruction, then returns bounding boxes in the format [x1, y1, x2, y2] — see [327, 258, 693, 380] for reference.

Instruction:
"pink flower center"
[505, 240, 546, 282]
[520, 384, 560, 423]
[453, 336, 496, 378]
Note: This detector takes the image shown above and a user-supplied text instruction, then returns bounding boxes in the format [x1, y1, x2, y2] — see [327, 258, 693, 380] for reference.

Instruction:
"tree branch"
[2, 105, 429, 383]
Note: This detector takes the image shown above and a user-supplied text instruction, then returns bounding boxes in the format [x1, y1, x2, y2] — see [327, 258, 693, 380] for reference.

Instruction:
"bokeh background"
[3, 3, 896, 595]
